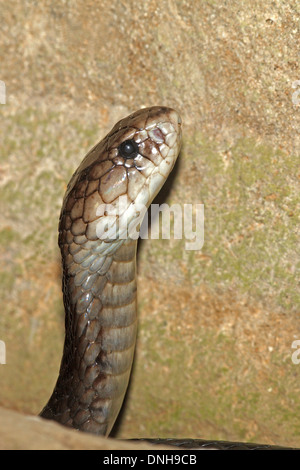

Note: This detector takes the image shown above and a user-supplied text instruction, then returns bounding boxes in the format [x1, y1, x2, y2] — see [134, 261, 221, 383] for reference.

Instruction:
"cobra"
[40, 106, 182, 436]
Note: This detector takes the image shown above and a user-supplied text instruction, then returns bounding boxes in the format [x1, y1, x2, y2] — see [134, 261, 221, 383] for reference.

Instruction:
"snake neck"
[40, 238, 138, 436]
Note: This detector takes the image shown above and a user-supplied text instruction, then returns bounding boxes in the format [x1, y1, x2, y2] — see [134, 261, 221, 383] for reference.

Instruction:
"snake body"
[40, 106, 182, 436]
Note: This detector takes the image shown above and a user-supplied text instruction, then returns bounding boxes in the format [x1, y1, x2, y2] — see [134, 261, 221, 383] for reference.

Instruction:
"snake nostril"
[118, 139, 139, 159]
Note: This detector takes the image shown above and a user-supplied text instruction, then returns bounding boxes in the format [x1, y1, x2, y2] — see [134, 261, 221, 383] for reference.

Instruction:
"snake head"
[59, 106, 182, 253]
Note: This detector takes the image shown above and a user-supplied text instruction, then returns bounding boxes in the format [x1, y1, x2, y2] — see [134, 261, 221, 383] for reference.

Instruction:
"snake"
[40, 106, 295, 450]
[40, 106, 182, 436]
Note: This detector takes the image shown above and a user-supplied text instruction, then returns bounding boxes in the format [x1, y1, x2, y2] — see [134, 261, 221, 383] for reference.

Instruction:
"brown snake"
[40, 106, 181, 436]
[40, 106, 295, 450]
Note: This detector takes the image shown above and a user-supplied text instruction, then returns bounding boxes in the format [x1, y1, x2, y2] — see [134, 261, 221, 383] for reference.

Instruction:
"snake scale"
[40, 106, 295, 450]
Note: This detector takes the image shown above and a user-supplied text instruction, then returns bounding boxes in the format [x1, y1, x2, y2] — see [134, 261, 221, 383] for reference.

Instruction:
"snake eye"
[118, 139, 139, 159]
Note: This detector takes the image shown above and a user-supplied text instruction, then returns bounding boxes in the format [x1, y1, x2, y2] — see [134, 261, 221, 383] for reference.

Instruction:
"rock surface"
[0, 406, 171, 450]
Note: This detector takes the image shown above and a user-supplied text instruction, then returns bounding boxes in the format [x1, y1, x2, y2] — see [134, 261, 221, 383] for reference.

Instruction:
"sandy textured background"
[0, 0, 299, 448]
